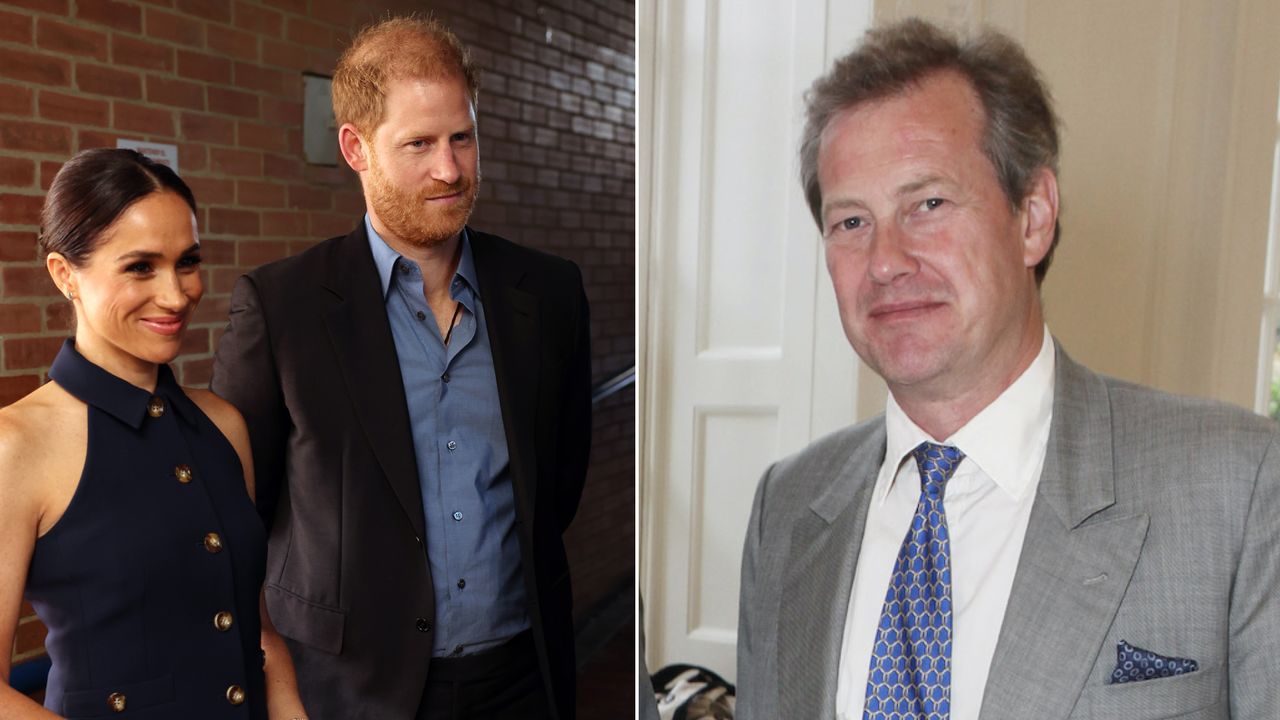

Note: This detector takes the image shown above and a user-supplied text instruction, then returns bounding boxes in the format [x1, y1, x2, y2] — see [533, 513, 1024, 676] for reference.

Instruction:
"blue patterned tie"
[863, 442, 964, 720]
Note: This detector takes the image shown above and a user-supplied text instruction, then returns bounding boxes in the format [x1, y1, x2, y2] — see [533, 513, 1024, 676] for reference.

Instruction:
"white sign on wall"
[115, 139, 180, 175]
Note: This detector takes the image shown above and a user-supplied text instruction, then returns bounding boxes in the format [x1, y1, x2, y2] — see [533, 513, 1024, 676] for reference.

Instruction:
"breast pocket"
[1074, 663, 1222, 718]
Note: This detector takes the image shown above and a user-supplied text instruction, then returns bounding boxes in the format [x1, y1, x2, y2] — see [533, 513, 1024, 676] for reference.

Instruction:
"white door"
[639, 0, 874, 681]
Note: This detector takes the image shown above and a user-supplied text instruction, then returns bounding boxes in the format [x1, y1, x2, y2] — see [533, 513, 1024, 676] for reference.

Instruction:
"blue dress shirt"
[366, 218, 530, 657]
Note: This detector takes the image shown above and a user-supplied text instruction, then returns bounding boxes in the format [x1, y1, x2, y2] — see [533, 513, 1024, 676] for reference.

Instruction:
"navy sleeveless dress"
[24, 340, 269, 719]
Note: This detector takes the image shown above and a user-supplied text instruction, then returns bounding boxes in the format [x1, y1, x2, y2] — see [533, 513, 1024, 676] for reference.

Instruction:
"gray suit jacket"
[737, 345, 1280, 719]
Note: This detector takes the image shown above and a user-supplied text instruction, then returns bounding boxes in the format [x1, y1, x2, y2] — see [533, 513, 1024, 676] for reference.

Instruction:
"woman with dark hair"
[0, 148, 307, 719]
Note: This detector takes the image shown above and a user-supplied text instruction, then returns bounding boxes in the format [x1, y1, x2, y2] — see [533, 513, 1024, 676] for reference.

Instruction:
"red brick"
[0, 47, 71, 86]
[0, 375, 40, 407]
[1, 0, 68, 12]
[190, 293, 228, 323]
[37, 19, 109, 61]
[45, 300, 74, 332]
[209, 266, 242, 292]
[4, 337, 63, 370]
[176, 0, 230, 23]
[208, 207, 258, 236]
[0, 194, 42, 225]
[233, 62, 286, 95]
[236, 180, 285, 208]
[207, 86, 258, 119]
[333, 190, 364, 214]
[176, 49, 231, 84]
[264, 0, 307, 16]
[1, 266, 54, 295]
[233, 1, 282, 37]
[146, 75, 204, 111]
[306, 0, 352, 28]
[261, 97, 301, 126]
[76, 0, 144, 33]
[305, 47, 338, 76]
[112, 35, 174, 72]
[238, 239, 288, 266]
[180, 112, 234, 145]
[0, 122, 72, 154]
[262, 39, 307, 71]
[76, 63, 143, 99]
[77, 129, 140, 151]
[114, 102, 174, 136]
[261, 210, 306, 236]
[179, 356, 214, 385]
[209, 147, 261, 176]
[237, 120, 287, 153]
[310, 212, 353, 238]
[0, 83, 33, 115]
[0, 304, 41, 333]
[39, 91, 109, 127]
[39, 161, 63, 191]
[262, 153, 301, 181]
[185, 176, 234, 205]
[302, 164, 347, 187]
[208, 24, 258, 64]
[286, 17, 334, 49]
[0, 9, 33, 44]
[286, 184, 330, 211]
[178, 327, 209, 355]
[0, 232, 38, 261]
[179, 143, 206, 173]
[145, 7, 204, 47]
[199, 238, 234, 264]
[0, 158, 35, 188]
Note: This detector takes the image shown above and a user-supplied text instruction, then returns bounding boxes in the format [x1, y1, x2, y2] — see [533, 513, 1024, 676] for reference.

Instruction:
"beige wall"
[877, 0, 1280, 412]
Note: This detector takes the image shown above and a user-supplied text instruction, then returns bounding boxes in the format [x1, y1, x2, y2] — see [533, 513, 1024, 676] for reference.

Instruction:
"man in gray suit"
[737, 18, 1279, 719]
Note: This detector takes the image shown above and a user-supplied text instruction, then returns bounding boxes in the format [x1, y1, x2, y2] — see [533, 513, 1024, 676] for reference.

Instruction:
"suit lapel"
[778, 428, 885, 719]
[320, 226, 426, 540]
[979, 346, 1149, 719]
[470, 231, 541, 513]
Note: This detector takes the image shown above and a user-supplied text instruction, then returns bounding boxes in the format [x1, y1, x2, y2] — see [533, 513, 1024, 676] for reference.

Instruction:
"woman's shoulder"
[0, 382, 84, 495]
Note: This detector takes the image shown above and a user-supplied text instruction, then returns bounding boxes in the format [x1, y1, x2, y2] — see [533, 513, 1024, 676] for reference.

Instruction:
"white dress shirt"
[835, 329, 1056, 720]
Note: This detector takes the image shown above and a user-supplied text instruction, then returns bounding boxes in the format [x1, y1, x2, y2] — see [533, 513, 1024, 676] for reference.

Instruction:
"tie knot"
[911, 442, 964, 498]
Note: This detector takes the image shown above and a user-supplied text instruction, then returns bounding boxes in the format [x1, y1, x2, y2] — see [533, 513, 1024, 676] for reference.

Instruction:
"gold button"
[204, 532, 223, 553]
[107, 692, 126, 712]
[174, 464, 193, 484]
[213, 611, 234, 631]
[226, 685, 245, 705]
[147, 397, 165, 417]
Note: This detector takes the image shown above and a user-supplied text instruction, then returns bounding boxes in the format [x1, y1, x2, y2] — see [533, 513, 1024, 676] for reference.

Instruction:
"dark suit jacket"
[211, 224, 591, 720]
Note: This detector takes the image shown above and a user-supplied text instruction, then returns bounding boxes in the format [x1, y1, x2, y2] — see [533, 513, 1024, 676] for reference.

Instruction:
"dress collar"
[48, 338, 197, 430]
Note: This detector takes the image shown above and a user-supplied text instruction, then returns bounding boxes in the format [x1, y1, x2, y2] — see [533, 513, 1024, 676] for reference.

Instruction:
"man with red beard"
[211, 17, 591, 720]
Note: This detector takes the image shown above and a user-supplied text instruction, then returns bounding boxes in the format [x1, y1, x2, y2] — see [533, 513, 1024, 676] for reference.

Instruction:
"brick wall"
[1, 0, 635, 674]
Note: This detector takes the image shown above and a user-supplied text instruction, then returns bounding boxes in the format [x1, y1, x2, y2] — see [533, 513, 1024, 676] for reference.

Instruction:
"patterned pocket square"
[1109, 639, 1198, 684]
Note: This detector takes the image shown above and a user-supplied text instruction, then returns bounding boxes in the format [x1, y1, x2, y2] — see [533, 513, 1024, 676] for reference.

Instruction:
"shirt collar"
[879, 327, 1056, 502]
[48, 338, 197, 430]
[364, 216, 479, 299]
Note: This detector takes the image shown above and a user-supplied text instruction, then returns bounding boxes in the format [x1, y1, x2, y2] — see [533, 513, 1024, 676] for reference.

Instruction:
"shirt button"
[457, 578, 465, 590]
[441, 372, 450, 383]
[213, 611, 234, 631]
[452, 511, 463, 521]
[453, 644, 464, 656]
[416, 310, 426, 321]
[226, 685, 245, 706]
[416, 617, 431, 632]
[447, 440, 457, 451]
[174, 465, 193, 484]
[147, 397, 165, 417]
[107, 692, 127, 712]
[203, 532, 223, 553]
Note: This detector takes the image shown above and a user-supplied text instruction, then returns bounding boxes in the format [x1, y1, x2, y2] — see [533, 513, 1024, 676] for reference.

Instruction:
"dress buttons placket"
[107, 692, 126, 712]
[204, 532, 223, 553]
[174, 464, 194, 484]
[147, 397, 165, 418]
[226, 685, 245, 706]
[213, 611, 234, 631]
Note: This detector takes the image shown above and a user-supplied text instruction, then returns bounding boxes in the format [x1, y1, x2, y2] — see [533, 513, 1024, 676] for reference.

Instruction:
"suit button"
[213, 611, 234, 631]
[107, 692, 126, 712]
[203, 532, 223, 553]
[147, 397, 165, 417]
[416, 617, 431, 632]
[226, 685, 245, 705]
[174, 464, 193, 484]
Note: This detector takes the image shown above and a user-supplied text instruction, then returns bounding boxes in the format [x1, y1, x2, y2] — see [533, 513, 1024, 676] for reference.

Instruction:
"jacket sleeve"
[211, 274, 290, 529]
[554, 263, 592, 534]
[1227, 433, 1280, 715]
[737, 462, 780, 720]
